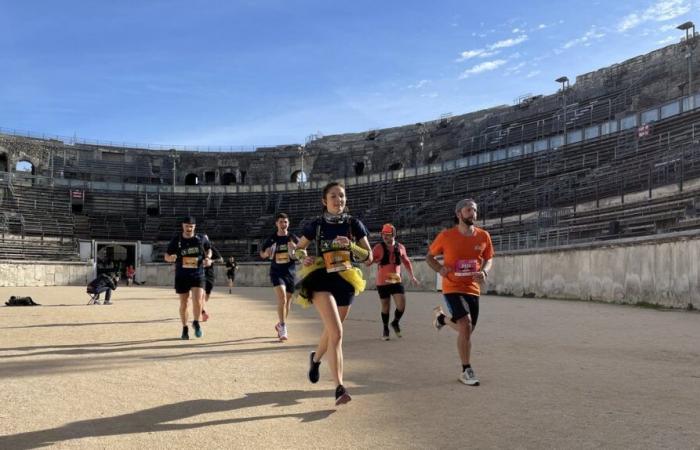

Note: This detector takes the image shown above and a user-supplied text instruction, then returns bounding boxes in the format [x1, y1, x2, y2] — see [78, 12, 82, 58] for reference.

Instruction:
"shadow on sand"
[0, 389, 340, 449]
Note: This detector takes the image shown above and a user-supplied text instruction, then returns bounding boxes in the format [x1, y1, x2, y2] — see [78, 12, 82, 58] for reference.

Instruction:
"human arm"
[259, 237, 274, 259]
[400, 246, 420, 285]
[474, 258, 493, 281]
[164, 238, 178, 263]
[426, 253, 451, 277]
[294, 236, 314, 266]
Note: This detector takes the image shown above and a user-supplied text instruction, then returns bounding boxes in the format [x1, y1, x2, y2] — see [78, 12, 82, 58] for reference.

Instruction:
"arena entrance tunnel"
[95, 242, 138, 284]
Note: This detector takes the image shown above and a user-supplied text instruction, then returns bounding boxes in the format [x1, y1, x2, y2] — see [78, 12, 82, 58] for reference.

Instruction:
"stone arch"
[221, 172, 236, 185]
[15, 159, 35, 175]
[184, 173, 199, 185]
[354, 162, 365, 176]
[388, 162, 403, 171]
[291, 170, 307, 183]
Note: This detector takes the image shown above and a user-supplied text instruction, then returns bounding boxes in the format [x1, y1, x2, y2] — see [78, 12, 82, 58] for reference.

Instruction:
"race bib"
[182, 256, 199, 269]
[386, 272, 402, 284]
[323, 250, 352, 273]
[454, 259, 478, 277]
[275, 252, 290, 264]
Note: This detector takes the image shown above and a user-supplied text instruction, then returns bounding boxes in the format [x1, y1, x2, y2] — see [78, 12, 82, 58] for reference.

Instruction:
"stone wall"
[134, 231, 700, 310]
[0, 261, 92, 287]
[2, 231, 698, 309]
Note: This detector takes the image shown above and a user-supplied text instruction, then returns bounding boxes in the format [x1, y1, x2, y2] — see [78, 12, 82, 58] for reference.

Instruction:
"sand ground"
[0, 285, 698, 449]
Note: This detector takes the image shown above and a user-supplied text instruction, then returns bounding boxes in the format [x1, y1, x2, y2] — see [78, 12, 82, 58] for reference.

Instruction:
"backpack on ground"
[5, 296, 41, 306]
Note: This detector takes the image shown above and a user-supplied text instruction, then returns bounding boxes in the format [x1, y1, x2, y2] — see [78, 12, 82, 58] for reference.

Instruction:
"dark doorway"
[221, 172, 236, 185]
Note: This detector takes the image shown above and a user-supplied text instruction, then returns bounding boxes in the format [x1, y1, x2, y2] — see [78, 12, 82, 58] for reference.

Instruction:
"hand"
[333, 236, 350, 247]
[303, 256, 315, 266]
[165, 254, 177, 263]
[475, 271, 488, 281]
[439, 266, 451, 277]
[203, 258, 212, 268]
[410, 276, 420, 286]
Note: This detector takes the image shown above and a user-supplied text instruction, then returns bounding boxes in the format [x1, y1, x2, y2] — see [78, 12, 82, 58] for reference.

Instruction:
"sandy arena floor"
[0, 285, 698, 449]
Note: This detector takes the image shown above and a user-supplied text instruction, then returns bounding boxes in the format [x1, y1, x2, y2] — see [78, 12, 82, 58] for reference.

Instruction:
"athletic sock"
[462, 364, 471, 372]
[393, 308, 404, 324]
[437, 314, 446, 326]
[381, 312, 390, 326]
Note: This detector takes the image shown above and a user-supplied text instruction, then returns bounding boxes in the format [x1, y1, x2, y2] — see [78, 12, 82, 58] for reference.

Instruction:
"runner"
[370, 223, 419, 340]
[426, 199, 494, 386]
[164, 216, 213, 340]
[259, 213, 299, 341]
[201, 236, 223, 322]
[294, 182, 372, 405]
[225, 256, 238, 294]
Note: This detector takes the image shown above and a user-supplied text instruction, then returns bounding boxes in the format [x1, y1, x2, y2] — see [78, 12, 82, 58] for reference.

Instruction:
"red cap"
[381, 223, 395, 235]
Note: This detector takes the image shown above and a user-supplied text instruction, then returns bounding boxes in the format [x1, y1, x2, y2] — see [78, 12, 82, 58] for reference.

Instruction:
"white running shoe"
[459, 367, 480, 386]
[432, 306, 446, 330]
[279, 323, 288, 341]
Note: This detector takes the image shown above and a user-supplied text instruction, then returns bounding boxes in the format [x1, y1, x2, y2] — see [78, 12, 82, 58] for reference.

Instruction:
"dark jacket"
[87, 274, 117, 293]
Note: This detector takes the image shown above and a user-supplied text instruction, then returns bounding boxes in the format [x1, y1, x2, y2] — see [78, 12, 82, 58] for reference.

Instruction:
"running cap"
[455, 198, 477, 214]
[381, 223, 396, 235]
[181, 215, 197, 224]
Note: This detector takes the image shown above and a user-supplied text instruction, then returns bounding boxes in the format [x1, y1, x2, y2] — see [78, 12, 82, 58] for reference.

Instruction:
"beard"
[460, 215, 475, 226]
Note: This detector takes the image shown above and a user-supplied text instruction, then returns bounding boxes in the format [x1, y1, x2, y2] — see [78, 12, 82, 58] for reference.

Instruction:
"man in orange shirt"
[371, 223, 419, 341]
[426, 198, 494, 386]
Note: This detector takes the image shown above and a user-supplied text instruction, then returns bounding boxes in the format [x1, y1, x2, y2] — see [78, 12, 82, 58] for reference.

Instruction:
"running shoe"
[390, 320, 402, 338]
[382, 327, 390, 341]
[335, 385, 352, 406]
[193, 322, 203, 338]
[181, 326, 189, 340]
[103, 300, 112, 305]
[432, 306, 446, 331]
[458, 367, 480, 386]
[279, 323, 288, 341]
[308, 351, 321, 383]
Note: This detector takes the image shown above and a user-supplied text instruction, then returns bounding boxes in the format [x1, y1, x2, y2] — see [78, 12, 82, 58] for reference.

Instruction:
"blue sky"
[0, 0, 697, 149]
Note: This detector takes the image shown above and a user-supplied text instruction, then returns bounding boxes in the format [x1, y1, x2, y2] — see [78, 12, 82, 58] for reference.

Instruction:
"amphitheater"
[1, 39, 699, 449]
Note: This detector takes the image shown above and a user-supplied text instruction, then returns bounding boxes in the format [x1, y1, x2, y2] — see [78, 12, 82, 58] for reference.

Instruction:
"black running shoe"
[308, 351, 321, 383]
[335, 384, 351, 406]
[181, 326, 189, 340]
[382, 327, 390, 341]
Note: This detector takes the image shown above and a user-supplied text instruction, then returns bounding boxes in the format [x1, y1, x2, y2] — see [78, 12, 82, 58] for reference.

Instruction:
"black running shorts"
[376, 283, 405, 299]
[442, 293, 479, 327]
[175, 275, 205, 294]
[270, 273, 295, 293]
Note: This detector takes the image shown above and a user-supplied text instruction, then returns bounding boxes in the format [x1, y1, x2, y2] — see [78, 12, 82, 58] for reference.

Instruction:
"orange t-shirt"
[428, 226, 494, 295]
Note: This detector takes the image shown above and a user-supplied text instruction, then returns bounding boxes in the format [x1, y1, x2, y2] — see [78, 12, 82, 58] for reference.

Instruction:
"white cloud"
[512, 28, 521, 33]
[504, 62, 526, 75]
[538, 24, 547, 29]
[455, 48, 500, 61]
[459, 59, 507, 78]
[407, 80, 430, 89]
[526, 70, 541, 78]
[490, 34, 528, 49]
[617, 0, 691, 32]
[563, 26, 606, 49]
[657, 35, 676, 44]
[456, 34, 527, 61]
[457, 49, 486, 60]
[421, 92, 439, 98]
[659, 23, 677, 31]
